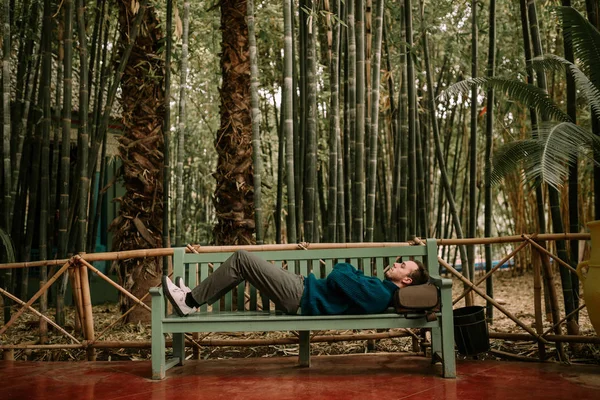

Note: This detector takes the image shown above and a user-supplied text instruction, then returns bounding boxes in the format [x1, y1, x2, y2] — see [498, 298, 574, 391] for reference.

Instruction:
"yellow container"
[577, 220, 600, 336]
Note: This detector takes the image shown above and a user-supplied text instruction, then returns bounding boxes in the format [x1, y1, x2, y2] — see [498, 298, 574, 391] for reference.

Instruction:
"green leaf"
[557, 6, 600, 90]
[532, 54, 600, 121]
[492, 122, 600, 189]
[441, 77, 570, 122]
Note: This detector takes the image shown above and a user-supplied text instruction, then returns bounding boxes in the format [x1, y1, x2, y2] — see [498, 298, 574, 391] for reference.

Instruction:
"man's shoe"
[175, 276, 198, 312]
[175, 276, 192, 293]
[162, 275, 195, 317]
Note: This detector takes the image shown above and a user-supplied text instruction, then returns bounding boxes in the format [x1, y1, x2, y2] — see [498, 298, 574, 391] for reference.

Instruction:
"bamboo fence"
[0, 234, 597, 363]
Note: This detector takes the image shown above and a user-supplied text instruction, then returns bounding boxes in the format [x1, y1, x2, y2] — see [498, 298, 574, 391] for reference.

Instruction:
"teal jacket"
[300, 262, 399, 315]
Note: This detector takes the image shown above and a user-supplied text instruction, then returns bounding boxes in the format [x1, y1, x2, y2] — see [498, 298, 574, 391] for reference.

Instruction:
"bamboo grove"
[1, 0, 600, 328]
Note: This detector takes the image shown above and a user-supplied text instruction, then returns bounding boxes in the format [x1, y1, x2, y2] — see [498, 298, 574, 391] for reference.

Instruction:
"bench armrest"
[430, 277, 452, 290]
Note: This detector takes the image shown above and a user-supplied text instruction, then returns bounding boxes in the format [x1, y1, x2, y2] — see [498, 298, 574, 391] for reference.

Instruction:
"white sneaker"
[175, 277, 198, 312]
[175, 276, 192, 294]
[162, 275, 195, 317]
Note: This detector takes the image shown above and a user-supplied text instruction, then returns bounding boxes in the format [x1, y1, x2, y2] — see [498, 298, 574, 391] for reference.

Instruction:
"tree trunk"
[213, 0, 255, 245]
[112, 1, 165, 322]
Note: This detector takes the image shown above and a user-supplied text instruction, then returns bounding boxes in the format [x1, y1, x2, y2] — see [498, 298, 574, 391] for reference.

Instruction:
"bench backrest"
[173, 239, 439, 313]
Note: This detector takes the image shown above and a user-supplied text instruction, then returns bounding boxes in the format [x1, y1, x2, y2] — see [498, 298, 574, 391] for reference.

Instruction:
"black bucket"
[453, 306, 490, 356]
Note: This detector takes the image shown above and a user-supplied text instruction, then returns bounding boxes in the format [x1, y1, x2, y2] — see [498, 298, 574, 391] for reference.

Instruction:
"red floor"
[1, 353, 599, 400]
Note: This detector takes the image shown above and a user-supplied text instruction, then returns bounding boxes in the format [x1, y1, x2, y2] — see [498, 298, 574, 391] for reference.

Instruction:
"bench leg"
[173, 333, 186, 366]
[298, 330, 310, 367]
[152, 333, 166, 380]
[440, 290, 456, 378]
[151, 290, 166, 380]
[431, 327, 442, 361]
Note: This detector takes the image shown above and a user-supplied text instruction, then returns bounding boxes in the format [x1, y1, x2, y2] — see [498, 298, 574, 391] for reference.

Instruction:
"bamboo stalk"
[1, 234, 592, 270]
[489, 332, 600, 344]
[0, 287, 80, 344]
[0, 331, 413, 351]
[523, 235, 578, 274]
[453, 240, 529, 304]
[2, 349, 15, 360]
[70, 262, 85, 333]
[79, 262, 95, 361]
[0, 261, 71, 336]
[437, 233, 589, 245]
[7, 330, 599, 350]
[532, 243, 546, 360]
[534, 243, 566, 357]
[490, 349, 539, 362]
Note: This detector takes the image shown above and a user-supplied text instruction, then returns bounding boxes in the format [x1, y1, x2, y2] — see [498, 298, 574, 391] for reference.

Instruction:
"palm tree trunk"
[247, 0, 263, 244]
[283, 0, 296, 243]
[113, 1, 165, 322]
[365, 0, 383, 242]
[175, 0, 190, 247]
[213, 0, 255, 245]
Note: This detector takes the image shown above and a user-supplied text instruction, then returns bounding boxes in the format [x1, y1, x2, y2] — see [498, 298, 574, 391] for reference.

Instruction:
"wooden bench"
[150, 239, 456, 379]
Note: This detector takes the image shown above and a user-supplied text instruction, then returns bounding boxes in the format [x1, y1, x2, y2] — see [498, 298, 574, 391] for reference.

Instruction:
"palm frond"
[558, 6, 600, 89]
[491, 139, 541, 186]
[442, 77, 570, 122]
[532, 54, 600, 120]
[492, 122, 600, 189]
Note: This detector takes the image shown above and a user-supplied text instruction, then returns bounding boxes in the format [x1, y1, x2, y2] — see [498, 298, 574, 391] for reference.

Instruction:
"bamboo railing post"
[532, 243, 546, 360]
[77, 257, 96, 361]
[70, 261, 85, 335]
[535, 242, 567, 360]
[3, 349, 14, 360]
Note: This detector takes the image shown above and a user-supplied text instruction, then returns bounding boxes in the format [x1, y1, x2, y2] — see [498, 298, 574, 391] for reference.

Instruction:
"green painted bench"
[150, 239, 456, 379]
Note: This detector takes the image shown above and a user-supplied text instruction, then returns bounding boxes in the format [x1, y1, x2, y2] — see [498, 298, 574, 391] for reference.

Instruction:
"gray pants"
[190, 250, 305, 314]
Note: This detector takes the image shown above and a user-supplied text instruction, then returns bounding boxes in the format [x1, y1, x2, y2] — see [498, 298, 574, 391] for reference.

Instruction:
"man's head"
[385, 259, 429, 288]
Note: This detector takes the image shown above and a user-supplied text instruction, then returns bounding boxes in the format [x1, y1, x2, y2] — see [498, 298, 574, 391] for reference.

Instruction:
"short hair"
[408, 260, 430, 285]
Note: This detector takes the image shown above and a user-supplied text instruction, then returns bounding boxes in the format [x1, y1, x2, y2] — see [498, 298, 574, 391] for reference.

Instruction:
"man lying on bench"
[162, 250, 430, 316]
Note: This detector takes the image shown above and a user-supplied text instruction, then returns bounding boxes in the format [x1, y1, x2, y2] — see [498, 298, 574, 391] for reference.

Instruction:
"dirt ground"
[2, 269, 599, 364]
